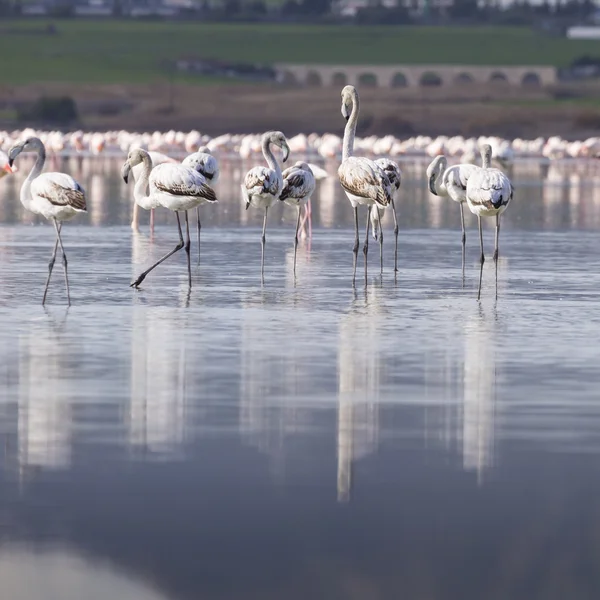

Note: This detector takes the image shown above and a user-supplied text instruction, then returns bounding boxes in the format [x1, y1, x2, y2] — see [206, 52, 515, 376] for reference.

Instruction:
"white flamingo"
[370, 158, 402, 272]
[241, 130, 290, 281]
[122, 148, 162, 226]
[182, 146, 219, 264]
[130, 150, 177, 233]
[426, 155, 479, 249]
[466, 144, 513, 298]
[279, 161, 316, 275]
[7, 137, 87, 305]
[125, 158, 217, 289]
[337, 85, 392, 283]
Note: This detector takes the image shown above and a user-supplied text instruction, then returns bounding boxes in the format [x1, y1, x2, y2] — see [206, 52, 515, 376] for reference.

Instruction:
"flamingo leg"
[131, 202, 140, 233]
[130, 212, 185, 289]
[363, 206, 371, 286]
[477, 260, 484, 301]
[196, 207, 201, 266]
[493, 214, 500, 262]
[378, 210, 384, 276]
[261, 206, 268, 283]
[53, 219, 71, 306]
[185, 210, 192, 287]
[294, 205, 301, 276]
[460, 203, 466, 287]
[352, 206, 359, 286]
[478, 216, 485, 264]
[307, 198, 312, 239]
[149, 208, 155, 234]
[391, 198, 399, 273]
[298, 202, 308, 239]
[42, 223, 61, 305]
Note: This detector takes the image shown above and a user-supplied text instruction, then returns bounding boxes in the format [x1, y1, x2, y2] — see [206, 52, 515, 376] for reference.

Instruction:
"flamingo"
[7, 137, 87, 305]
[370, 158, 402, 272]
[279, 161, 316, 275]
[182, 146, 220, 264]
[130, 150, 178, 233]
[125, 156, 217, 289]
[466, 144, 513, 299]
[426, 155, 479, 249]
[241, 131, 290, 281]
[0, 149, 15, 178]
[337, 85, 392, 284]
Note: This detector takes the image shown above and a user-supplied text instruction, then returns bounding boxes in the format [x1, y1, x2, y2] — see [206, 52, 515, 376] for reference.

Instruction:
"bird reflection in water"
[17, 309, 72, 476]
[462, 303, 499, 483]
[337, 287, 383, 502]
[128, 306, 189, 459]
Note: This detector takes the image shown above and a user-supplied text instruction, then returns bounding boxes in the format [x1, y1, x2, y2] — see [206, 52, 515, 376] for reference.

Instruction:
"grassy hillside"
[1, 20, 598, 85]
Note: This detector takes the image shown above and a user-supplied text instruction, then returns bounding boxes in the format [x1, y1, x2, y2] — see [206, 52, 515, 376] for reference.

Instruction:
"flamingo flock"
[0, 83, 531, 306]
[3, 128, 600, 163]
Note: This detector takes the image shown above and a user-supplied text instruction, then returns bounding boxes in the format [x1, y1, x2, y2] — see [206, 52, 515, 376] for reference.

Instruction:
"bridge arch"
[391, 72, 408, 87]
[489, 71, 509, 84]
[306, 71, 323, 86]
[331, 72, 347, 87]
[358, 72, 378, 88]
[419, 71, 443, 87]
[522, 72, 542, 87]
[455, 72, 474, 85]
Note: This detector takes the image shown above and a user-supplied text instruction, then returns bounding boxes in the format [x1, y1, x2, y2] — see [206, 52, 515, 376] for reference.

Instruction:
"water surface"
[0, 157, 599, 600]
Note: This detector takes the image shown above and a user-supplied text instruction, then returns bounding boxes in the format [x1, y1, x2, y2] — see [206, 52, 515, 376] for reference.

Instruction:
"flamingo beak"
[428, 173, 438, 196]
[121, 161, 131, 184]
[3, 163, 14, 173]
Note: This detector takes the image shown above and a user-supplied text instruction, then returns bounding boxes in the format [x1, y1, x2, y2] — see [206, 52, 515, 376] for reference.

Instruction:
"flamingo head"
[341, 85, 357, 122]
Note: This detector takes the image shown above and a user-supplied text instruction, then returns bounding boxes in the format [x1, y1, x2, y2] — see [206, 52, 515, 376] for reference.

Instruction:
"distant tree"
[448, 0, 478, 19]
[18, 96, 78, 126]
[224, 0, 241, 15]
[300, 0, 331, 16]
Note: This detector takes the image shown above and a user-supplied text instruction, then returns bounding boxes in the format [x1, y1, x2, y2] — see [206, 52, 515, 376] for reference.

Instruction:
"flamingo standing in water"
[130, 150, 177, 233]
[241, 130, 290, 281]
[466, 144, 513, 299]
[182, 146, 219, 264]
[123, 154, 217, 289]
[279, 161, 316, 275]
[426, 155, 479, 250]
[337, 85, 392, 284]
[8, 137, 87, 305]
[370, 158, 401, 272]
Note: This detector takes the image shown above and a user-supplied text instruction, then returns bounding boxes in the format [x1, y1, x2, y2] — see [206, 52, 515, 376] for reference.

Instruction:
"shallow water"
[1, 157, 600, 599]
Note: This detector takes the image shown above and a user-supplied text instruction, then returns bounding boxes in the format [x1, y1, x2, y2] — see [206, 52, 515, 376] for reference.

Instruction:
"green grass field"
[1, 20, 599, 85]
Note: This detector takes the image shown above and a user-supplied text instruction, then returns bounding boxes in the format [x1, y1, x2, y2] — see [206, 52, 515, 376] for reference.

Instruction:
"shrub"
[18, 96, 78, 125]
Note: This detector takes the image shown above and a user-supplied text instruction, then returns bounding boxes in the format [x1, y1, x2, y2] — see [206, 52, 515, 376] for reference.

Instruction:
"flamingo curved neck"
[134, 154, 153, 209]
[342, 94, 359, 162]
[262, 138, 281, 179]
[434, 161, 447, 194]
[481, 150, 492, 169]
[20, 145, 46, 213]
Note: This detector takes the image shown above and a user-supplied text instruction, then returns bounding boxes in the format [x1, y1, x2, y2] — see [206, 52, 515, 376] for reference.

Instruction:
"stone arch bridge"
[274, 64, 557, 88]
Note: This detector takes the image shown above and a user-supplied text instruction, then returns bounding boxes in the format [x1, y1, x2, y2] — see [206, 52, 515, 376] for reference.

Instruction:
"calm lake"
[0, 155, 600, 600]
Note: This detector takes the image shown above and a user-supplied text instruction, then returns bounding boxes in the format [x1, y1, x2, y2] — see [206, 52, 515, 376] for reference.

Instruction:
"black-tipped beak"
[345, 115, 350, 123]
[282, 145, 290, 163]
[121, 161, 131, 184]
[8, 158, 14, 168]
[428, 174, 438, 196]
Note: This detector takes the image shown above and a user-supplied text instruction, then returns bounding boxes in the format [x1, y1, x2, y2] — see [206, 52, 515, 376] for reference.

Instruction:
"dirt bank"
[2, 81, 600, 139]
